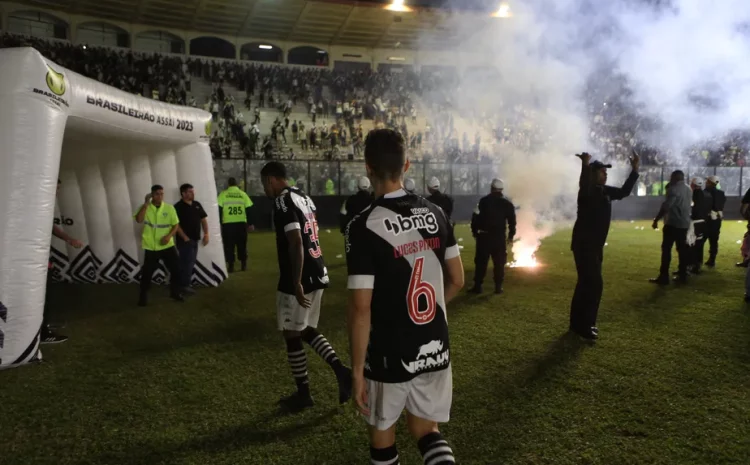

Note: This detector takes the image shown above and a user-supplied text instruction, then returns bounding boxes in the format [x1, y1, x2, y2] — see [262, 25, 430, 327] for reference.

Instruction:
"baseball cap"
[404, 178, 416, 192]
[707, 175, 719, 184]
[357, 176, 371, 190]
[590, 160, 612, 170]
[692, 177, 704, 188]
[427, 177, 440, 189]
[491, 178, 504, 190]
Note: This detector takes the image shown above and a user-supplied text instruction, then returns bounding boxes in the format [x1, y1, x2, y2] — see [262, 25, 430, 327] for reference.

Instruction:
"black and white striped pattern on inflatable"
[67, 246, 103, 283]
[0, 301, 6, 361]
[0, 329, 42, 369]
[49, 247, 72, 283]
[99, 249, 141, 283]
[49, 247, 226, 287]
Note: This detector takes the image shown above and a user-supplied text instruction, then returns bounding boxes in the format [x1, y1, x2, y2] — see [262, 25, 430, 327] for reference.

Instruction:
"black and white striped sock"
[418, 432, 455, 465]
[302, 328, 344, 373]
[370, 445, 400, 465]
[285, 337, 310, 397]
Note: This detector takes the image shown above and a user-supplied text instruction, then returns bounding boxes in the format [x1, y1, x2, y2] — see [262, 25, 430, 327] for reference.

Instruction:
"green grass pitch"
[2, 221, 749, 465]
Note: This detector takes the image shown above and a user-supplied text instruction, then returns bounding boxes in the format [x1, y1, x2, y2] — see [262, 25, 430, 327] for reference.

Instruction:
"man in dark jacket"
[689, 177, 712, 274]
[704, 175, 725, 268]
[426, 177, 454, 223]
[339, 176, 373, 234]
[570, 152, 639, 340]
[469, 178, 516, 295]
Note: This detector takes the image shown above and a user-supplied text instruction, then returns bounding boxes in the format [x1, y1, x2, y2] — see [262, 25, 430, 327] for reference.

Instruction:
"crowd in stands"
[2, 32, 750, 172]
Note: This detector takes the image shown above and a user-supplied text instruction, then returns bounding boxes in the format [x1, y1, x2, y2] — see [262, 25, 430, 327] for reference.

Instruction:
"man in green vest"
[217, 177, 255, 272]
[134, 184, 184, 307]
[325, 177, 335, 195]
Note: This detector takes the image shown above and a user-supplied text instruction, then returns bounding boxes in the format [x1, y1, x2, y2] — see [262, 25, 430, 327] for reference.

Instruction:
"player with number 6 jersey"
[260, 162, 352, 414]
[346, 129, 465, 465]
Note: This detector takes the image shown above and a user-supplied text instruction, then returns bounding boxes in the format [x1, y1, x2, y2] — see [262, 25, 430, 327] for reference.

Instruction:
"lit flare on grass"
[509, 243, 540, 268]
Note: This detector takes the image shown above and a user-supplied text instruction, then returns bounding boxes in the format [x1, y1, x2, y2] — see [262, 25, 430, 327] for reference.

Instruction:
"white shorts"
[364, 366, 453, 431]
[276, 290, 323, 331]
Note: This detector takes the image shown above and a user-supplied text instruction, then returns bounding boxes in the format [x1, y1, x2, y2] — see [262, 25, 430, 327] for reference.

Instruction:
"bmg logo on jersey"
[401, 339, 449, 374]
[384, 212, 438, 235]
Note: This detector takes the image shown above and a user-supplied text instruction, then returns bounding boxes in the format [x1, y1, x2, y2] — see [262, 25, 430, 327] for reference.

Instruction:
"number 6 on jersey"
[407, 256, 437, 325]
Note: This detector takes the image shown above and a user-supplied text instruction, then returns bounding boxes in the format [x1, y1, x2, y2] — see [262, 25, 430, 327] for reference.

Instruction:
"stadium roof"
[12, 0, 498, 49]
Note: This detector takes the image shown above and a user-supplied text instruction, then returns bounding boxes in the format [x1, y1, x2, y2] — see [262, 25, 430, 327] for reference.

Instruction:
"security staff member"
[651, 170, 692, 284]
[571, 152, 639, 340]
[339, 176, 373, 234]
[704, 176, 724, 268]
[134, 184, 183, 307]
[689, 177, 712, 274]
[174, 183, 209, 295]
[426, 176, 454, 223]
[217, 177, 254, 272]
[469, 178, 516, 295]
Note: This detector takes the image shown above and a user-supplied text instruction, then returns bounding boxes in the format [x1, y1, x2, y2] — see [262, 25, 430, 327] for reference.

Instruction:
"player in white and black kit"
[260, 161, 352, 412]
[346, 129, 465, 465]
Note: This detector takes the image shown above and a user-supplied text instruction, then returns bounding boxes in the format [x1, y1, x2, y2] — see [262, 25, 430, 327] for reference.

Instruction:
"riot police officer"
[340, 176, 373, 233]
[704, 175, 725, 267]
[404, 177, 416, 194]
[469, 178, 516, 295]
[426, 176, 454, 223]
[689, 177, 712, 274]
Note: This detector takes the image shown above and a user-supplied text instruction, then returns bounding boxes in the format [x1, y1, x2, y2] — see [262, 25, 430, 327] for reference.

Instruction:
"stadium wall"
[0, 47, 224, 369]
[248, 196, 746, 231]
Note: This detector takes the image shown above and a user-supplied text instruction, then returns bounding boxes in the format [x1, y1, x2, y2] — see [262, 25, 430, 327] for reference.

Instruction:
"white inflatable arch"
[0, 48, 227, 369]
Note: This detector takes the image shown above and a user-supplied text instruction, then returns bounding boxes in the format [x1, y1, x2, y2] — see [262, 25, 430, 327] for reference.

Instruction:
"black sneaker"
[278, 392, 314, 413]
[494, 287, 504, 295]
[468, 286, 482, 294]
[705, 261, 715, 268]
[170, 293, 185, 302]
[182, 287, 196, 296]
[336, 366, 353, 404]
[41, 331, 68, 344]
[649, 276, 670, 285]
[241, 261, 247, 272]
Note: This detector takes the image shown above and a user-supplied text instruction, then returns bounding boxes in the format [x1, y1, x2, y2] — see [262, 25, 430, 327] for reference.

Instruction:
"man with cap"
[704, 176, 725, 268]
[571, 152, 639, 340]
[469, 178, 516, 294]
[340, 176, 373, 234]
[426, 177, 454, 224]
[403, 177, 416, 194]
[687, 177, 712, 274]
[650, 170, 692, 285]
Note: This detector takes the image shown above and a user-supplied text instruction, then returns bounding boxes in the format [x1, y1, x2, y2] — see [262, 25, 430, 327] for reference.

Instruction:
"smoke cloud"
[413, 0, 750, 262]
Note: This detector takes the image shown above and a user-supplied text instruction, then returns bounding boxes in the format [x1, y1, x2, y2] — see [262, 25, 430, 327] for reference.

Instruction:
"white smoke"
[411, 0, 750, 262]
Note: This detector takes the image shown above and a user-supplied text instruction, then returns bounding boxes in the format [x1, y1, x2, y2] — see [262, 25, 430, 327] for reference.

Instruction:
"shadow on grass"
[461, 332, 588, 460]
[98, 408, 341, 465]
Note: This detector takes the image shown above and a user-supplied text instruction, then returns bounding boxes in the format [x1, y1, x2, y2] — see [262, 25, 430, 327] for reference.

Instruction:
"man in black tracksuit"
[340, 176, 373, 234]
[704, 175, 725, 268]
[426, 177, 454, 224]
[570, 152, 639, 340]
[689, 178, 712, 274]
[469, 178, 516, 295]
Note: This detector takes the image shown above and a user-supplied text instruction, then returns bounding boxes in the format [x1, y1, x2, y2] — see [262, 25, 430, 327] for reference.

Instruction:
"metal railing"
[212, 159, 750, 197]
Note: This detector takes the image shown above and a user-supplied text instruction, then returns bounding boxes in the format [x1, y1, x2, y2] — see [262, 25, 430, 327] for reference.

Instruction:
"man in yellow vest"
[134, 184, 184, 307]
[217, 177, 255, 272]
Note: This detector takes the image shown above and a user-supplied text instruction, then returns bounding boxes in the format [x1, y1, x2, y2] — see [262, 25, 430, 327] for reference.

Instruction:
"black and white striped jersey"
[345, 188, 459, 383]
[273, 186, 329, 295]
